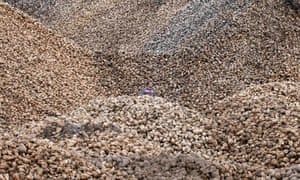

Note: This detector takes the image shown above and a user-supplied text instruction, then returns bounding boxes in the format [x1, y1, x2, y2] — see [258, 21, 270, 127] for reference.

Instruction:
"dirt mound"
[203, 81, 300, 169]
[0, 3, 99, 122]
[4, 0, 190, 52]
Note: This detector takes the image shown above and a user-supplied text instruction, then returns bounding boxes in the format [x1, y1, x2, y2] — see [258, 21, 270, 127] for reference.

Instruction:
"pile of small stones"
[1, 89, 298, 179]
[1, 1, 299, 179]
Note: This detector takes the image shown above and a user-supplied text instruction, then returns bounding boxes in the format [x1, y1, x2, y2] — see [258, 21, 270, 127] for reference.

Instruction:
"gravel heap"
[0, 125, 145, 179]
[58, 92, 300, 178]
[1, 91, 299, 179]
[146, 0, 300, 54]
[4, 0, 299, 111]
[180, 0, 300, 57]
[0, 96, 228, 179]
[93, 0, 299, 111]
[0, 0, 57, 21]
[0, 3, 99, 122]
[95, 50, 299, 111]
[59, 96, 207, 154]
[4, 0, 190, 53]
[1, 0, 299, 179]
[203, 81, 300, 178]
[144, 0, 254, 53]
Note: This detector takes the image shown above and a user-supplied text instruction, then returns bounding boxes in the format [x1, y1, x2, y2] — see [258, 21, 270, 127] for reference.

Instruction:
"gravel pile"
[146, 0, 300, 54]
[144, 0, 254, 53]
[1, 92, 299, 179]
[0, 0, 57, 21]
[0, 96, 224, 179]
[59, 96, 207, 154]
[120, 153, 224, 180]
[1, 0, 299, 179]
[67, 92, 299, 178]
[91, 1, 299, 112]
[4, 0, 190, 53]
[95, 50, 299, 111]
[0, 3, 99, 122]
[4, 0, 299, 111]
[0, 128, 142, 179]
[180, 0, 300, 57]
[202, 81, 300, 178]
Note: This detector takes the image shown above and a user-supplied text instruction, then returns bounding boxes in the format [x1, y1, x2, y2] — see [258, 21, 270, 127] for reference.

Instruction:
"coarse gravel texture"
[92, 0, 299, 111]
[144, 0, 255, 53]
[0, 3, 100, 123]
[4, 0, 300, 111]
[146, 0, 300, 54]
[0, 0, 300, 179]
[94, 50, 299, 111]
[1, 91, 299, 179]
[0, 96, 219, 179]
[3, 0, 190, 53]
[203, 81, 300, 167]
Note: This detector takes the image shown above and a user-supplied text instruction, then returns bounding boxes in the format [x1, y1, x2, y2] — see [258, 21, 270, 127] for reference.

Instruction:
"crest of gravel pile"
[96, 0, 299, 110]
[61, 95, 208, 154]
[0, 96, 232, 179]
[76, 93, 298, 179]
[0, 3, 99, 122]
[5, 0, 299, 111]
[0, 94, 299, 179]
[4, 0, 190, 52]
[95, 50, 299, 111]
